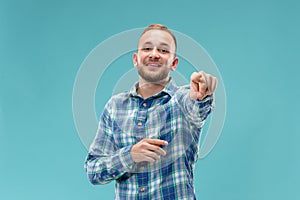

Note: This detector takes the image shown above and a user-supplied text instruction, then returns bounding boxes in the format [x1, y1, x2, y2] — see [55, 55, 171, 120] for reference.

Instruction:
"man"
[85, 24, 218, 199]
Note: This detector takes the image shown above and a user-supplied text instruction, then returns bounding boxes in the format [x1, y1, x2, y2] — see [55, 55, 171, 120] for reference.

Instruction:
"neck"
[137, 77, 170, 99]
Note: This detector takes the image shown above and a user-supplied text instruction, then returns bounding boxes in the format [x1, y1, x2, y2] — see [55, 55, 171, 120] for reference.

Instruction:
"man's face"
[133, 29, 178, 83]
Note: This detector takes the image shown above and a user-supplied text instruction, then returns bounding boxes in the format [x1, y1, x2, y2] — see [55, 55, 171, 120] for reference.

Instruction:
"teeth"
[148, 64, 160, 67]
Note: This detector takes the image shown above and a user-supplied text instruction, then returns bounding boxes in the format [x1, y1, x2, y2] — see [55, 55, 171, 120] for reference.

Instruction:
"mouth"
[146, 63, 161, 67]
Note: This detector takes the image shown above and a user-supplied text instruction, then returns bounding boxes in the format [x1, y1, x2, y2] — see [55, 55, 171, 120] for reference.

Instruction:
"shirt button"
[137, 122, 142, 126]
[140, 187, 145, 192]
[142, 103, 147, 107]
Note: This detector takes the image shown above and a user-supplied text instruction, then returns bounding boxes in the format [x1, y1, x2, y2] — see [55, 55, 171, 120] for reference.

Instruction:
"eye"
[141, 47, 153, 52]
[158, 49, 169, 54]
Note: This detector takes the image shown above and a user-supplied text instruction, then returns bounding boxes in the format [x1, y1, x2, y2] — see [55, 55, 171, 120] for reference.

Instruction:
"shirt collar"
[129, 78, 179, 98]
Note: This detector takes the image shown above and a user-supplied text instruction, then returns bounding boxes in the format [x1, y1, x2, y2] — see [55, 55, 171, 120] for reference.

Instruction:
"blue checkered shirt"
[84, 79, 214, 200]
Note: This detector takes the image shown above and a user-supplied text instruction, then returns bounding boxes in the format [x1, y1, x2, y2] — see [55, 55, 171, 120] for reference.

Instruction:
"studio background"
[1, 0, 299, 199]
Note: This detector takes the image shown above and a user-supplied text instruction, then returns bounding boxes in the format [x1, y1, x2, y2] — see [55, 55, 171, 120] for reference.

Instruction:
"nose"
[149, 47, 160, 58]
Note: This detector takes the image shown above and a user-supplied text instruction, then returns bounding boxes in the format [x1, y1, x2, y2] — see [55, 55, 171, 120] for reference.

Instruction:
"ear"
[133, 53, 138, 67]
[171, 57, 179, 71]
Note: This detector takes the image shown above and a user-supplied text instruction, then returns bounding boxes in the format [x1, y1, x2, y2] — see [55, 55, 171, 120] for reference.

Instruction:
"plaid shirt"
[84, 79, 214, 200]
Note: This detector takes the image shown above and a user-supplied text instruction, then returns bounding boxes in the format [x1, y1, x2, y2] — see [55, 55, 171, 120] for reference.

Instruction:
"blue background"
[1, 0, 299, 199]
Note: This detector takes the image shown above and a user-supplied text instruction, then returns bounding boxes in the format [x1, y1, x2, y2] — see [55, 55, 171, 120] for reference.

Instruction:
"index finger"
[145, 139, 168, 146]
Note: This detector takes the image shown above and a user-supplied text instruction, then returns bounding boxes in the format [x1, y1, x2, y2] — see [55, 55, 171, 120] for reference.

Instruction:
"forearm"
[180, 90, 214, 126]
[84, 145, 136, 185]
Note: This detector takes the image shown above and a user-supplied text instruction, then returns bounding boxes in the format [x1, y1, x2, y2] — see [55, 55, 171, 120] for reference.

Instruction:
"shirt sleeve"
[177, 86, 214, 127]
[84, 100, 136, 185]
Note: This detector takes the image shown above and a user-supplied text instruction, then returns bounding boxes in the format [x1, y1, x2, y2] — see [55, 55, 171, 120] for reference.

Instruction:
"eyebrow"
[142, 41, 170, 48]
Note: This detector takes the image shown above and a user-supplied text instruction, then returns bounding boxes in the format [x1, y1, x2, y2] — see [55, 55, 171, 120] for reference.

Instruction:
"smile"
[146, 63, 161, 67]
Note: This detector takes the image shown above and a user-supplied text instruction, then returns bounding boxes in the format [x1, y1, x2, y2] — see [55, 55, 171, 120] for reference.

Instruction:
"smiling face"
[133, 29, 178, 83]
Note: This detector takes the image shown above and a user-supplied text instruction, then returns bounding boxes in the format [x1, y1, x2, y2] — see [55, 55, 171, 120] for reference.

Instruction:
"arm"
[177, 71, 217, 126]
[180, 92, 214, 125]
[84, 101, 136, 185]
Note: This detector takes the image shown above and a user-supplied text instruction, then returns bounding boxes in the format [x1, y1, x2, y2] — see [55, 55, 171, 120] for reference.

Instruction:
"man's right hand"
[131, 139, 168, 163]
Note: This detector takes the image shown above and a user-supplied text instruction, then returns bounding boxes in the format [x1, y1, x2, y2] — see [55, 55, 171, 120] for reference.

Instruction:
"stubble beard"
[136, 57, 173, 84]
[137, 63, 173, 84]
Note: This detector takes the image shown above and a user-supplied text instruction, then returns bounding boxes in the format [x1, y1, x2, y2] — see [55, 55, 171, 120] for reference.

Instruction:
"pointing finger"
[146, 139, 168, 146]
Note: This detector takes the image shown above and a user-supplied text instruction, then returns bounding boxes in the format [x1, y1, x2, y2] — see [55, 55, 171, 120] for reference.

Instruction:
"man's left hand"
[190, 71, 218, 100]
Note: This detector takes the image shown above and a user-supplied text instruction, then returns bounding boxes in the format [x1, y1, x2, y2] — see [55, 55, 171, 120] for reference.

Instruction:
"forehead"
[138, 29, 175, 48]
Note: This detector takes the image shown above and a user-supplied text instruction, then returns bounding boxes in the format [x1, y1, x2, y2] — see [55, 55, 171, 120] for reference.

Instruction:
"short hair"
[140, 24, 177, 52]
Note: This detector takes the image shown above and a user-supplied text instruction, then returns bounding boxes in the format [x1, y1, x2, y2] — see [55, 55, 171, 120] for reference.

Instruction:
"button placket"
[135, 100, 151, 135]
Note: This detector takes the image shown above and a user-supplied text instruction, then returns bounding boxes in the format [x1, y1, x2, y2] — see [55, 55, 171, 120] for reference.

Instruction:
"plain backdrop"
[1, 0, 299, 199]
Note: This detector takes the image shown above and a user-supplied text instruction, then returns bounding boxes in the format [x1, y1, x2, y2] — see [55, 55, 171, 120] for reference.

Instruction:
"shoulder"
[110, 90, 131, 101]
[105, 90, 132, 108]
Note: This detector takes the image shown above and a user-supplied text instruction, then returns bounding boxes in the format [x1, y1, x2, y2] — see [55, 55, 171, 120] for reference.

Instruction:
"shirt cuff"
[119, 145, 137, 172]
[182, 94, 214, 124]
[184, 94, 214, 110]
